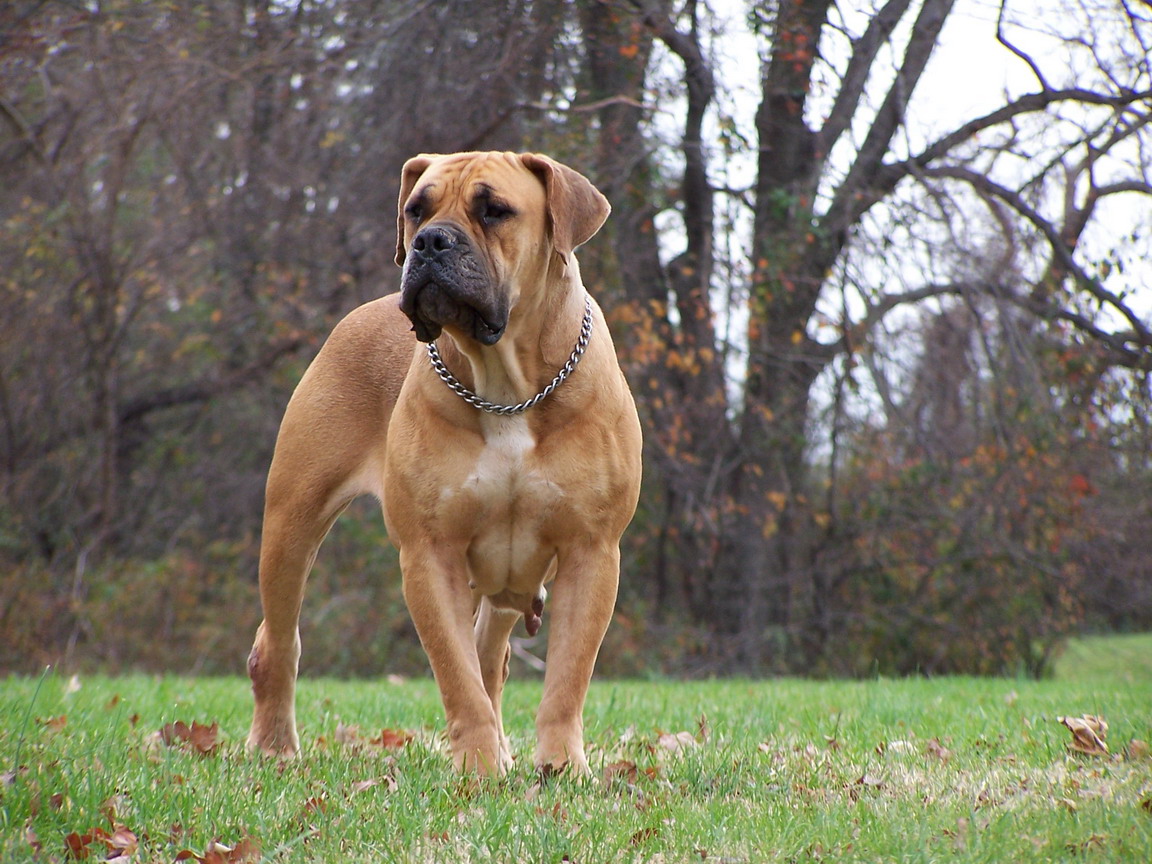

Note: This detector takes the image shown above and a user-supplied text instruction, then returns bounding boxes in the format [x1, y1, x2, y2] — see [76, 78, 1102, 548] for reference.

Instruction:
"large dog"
[246, 152, 642, 776]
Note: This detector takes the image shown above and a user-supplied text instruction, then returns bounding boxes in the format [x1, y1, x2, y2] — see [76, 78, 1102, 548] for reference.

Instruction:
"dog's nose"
[411, 225, 458, 260]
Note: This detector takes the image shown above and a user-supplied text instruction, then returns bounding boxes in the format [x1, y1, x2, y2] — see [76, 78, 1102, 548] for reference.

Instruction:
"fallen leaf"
[1126, 739, 1149, 761]
[181, 837, 262, 864]
[656, 730, 697, 754]
[370, 728, 413, 750]
[603, 760, 639, 785]
[886, 739, 915, 756]
[105, 826, 138, 856]
[629, 826, 660, 845]
[301, 795, 328, 816]
[100, 793, 128, 822]
[1057, 715, 1108, 756]
[64, 831, 93, 860]
[857, 772, 884, 788]
[925, 738, 953, 762]
[25, 823, 42, 854]
[1065, 833, 1106, 853]
[38, 715, 67, 731]
[160, 720, 220, 756]
[334, 723, 360, 745]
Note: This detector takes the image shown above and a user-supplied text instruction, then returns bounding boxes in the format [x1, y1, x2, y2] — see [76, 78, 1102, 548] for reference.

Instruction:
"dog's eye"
[405, 203, 424, 223]
[481, 201, 515, 225]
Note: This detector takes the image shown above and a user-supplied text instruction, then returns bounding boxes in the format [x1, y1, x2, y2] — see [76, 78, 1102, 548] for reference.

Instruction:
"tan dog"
[246, 152, 642, 775]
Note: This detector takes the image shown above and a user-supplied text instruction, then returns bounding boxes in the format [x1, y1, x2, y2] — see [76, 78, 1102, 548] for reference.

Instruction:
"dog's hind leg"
[247, 477, 354, 756]
[246, 362, 384, 755]
[474, 597, 520, 772]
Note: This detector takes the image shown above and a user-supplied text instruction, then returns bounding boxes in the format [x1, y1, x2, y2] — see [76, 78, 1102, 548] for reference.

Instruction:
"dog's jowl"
[247, 152, 642, 776]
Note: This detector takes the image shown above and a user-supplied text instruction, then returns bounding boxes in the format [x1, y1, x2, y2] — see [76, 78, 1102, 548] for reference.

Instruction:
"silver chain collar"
[426, 295, 593, 416]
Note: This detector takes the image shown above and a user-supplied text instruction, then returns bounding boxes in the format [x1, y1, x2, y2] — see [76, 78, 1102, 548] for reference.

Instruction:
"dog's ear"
[521, 153, 610, 257]
[395, 154, 438, 266]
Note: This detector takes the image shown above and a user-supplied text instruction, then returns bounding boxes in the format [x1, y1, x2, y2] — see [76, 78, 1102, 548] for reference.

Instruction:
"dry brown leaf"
[64, 830, 91, 860]
[100, 793, 129, 823]
[25, 823, 42, 854]
[629, 826, 660, 846]
[656, 730, 697, 754]
[178, 837, 262, 864]
[1125, 739, 1150, 761]
[925, 737, 953, 762]
[160, 720, 221, 756]
[1057, 715, 1109, 756]
[106, 826, 138, 856]
[604, 760, 639, 785]
[38, 715, 67, 732]
[1065, 833, 1106, 853]
[334, 722, 360, 745]
[370, 728, 413, 750]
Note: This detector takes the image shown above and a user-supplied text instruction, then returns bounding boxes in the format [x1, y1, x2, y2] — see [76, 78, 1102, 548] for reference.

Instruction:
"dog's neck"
[436, 255, 589, 411]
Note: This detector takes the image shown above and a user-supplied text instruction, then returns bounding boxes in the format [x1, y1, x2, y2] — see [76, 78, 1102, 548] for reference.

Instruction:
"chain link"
[426, 295, 593, 415]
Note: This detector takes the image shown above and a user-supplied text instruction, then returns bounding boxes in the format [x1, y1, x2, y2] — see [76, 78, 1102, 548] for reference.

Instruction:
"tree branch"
[996, 1, 1048, 91]
[838, 85, 1152, 232]
[11, 337, 309, 464]
[922, 164, 1152, 348]
[820, 0, 915, 156]
[824, 0, 956, 236]
[837, 273, 1152, 372]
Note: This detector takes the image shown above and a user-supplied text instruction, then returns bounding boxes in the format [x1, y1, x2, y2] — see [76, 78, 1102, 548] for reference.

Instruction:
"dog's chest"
[445, 416, 563, 593]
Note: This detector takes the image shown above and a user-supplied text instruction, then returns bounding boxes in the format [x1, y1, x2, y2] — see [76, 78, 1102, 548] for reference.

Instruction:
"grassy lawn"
[2, 634, 1150, 862]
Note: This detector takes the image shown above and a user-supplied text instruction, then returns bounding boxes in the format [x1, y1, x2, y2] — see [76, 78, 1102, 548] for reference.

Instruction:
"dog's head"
[395, 152, 609, 345]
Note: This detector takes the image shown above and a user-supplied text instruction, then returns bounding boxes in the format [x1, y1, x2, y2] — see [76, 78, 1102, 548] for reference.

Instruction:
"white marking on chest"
[456, 415, 563, 596]
[468, 415, 536, 496]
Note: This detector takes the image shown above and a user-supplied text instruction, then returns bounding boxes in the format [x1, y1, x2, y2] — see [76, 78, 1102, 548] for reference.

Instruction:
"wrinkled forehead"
[411, 153, 546, 212]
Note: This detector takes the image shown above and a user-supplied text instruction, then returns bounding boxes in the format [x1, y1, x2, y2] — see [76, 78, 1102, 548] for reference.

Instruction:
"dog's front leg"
[474, 597, 520, 772]
[534, 543, 620, 776]
[402, 548, 506, 775]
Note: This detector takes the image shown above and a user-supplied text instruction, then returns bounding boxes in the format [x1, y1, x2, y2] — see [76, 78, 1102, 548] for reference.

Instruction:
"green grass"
[2, 636, 1150, 862]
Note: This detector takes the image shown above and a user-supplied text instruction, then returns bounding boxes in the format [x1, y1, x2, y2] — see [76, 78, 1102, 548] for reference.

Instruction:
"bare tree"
[579, 0, 1152, 670]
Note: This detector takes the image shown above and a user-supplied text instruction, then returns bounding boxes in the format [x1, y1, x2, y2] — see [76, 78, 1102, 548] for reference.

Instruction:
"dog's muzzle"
[399, 225, 508, 345]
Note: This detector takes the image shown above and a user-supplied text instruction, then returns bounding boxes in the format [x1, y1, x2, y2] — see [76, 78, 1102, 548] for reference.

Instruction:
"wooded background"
[2, 0, 1150, 679]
